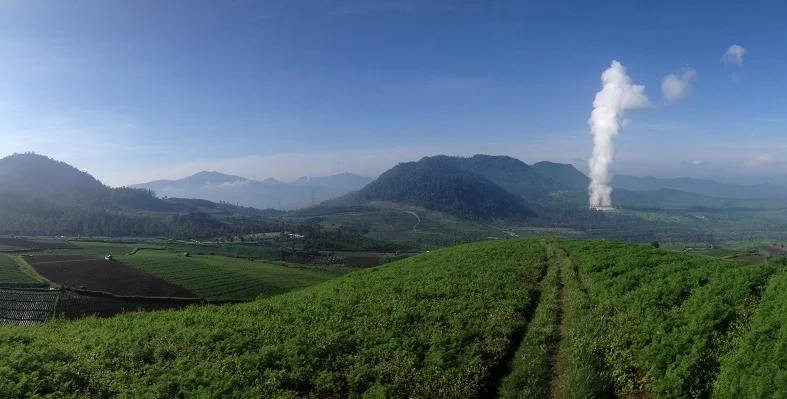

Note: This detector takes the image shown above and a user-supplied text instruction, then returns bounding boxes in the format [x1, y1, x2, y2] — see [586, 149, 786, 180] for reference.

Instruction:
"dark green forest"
[353, 156, 534, 221]
[0, 153, 282, 238]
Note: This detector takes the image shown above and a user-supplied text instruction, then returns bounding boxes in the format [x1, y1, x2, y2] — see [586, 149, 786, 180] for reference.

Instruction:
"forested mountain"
[531, 161, 589, 189]
[0, 154, 282, 238]
[321, 155, 723, 242]
[0, 152, 106, 194]
[352, 157, 534, 221]
[430, 155, 566, 199]
[337, 155, 597, 221]
[132, 171, 373, 210]
[611, 174, 787, 199]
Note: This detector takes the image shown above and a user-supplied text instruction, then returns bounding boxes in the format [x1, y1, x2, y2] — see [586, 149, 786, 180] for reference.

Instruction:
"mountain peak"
[351, 157, 533, 221]
[263, 178, 283, 184]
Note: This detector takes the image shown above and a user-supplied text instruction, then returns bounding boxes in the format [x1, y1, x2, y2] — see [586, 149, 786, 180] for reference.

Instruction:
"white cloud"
[745, 154, 774, 168]
[214, 180, 251, 188]
[661, 67, 697, 103]
[723, 44, 746, 65]
[691, 160, 706, 166]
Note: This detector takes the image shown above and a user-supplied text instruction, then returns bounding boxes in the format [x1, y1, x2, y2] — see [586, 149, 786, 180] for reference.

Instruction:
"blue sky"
[2, 0, 786, 186]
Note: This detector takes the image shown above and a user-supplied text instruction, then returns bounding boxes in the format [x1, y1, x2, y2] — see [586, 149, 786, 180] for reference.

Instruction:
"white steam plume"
[588, 61, 650, 208]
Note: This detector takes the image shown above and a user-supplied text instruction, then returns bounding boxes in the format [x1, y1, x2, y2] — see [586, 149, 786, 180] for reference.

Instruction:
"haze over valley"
[131, 170, 374, 210]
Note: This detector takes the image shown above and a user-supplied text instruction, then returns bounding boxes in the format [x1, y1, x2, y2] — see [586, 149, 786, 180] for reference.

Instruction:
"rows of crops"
[562, 240, 778, 398]
[121, 251, 344, 301]
[55, 290, 196, 320]
[3, 238, 787, 397]
[496, 242, 614, 398]
[0, 254, 46, 288]
[713, 268, 787, 397]
[0, 239, 547, 397]
[0, 288, 58, 326]
[498, 241, 561, 398]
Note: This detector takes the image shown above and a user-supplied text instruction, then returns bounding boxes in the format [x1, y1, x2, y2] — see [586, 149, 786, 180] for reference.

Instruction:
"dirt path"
[492, 243, 558, 399]
[549, 253, 568, 399]
[402, 211, 421, 231]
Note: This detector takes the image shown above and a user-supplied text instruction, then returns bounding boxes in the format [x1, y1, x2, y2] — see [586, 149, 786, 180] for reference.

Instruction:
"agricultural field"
[9, 239, 348, 302]
[665, 240, 786, 263]
[0, 288, 58, 326]
[120, 250, 345, 301]
[562, 240, 778, 397]
[0, 239, 548, 397]
[26, 256, 196, 298]
[0, 237, 78, 250]
[5, 238, 787, 397]
[54, 290, 198, 320]
[714, 268, 787, 397]
[0, 254, 47, 288]
[303, 205, 505, 246]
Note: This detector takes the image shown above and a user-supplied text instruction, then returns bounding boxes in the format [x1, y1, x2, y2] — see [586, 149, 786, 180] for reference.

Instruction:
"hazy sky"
[2, 0, 786, 186]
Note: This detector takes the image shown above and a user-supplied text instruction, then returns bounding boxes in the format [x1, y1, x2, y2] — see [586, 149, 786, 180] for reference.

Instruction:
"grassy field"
[120, 250, 345, 301]
[4, 238, 787, 397]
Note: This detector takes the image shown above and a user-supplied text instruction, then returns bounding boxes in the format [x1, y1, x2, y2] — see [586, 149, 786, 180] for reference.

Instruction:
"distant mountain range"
[0, 153, 283, 238]
[338, 155, 591, 221]
[611, 175, 787, 199]
[332, 154, 787, 222]
[131, 172, 374, 210]
[4, 151, 786, 241]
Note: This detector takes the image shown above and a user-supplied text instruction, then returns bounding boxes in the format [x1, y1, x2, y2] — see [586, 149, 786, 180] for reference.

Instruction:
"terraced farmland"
[120, 251, 344, 301]
[0, 254, 46, 288]
[0, 288, 58, 326]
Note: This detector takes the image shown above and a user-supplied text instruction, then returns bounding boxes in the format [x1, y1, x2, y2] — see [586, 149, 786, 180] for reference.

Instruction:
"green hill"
[431, 154, 566, 198]
[530, 161, 589, 190]
[353, 156, 534, 221]
[2, 238, 786, 398]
